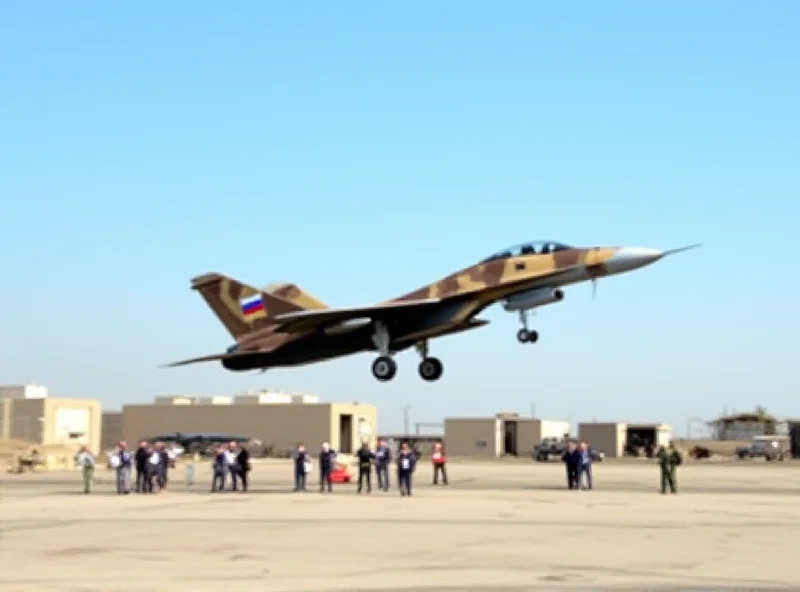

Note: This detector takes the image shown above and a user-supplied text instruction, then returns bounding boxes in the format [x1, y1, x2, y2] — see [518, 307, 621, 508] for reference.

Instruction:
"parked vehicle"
[147, 432, 249, 456]
[532, 438, 604, 462]
[735, 441, 785, 461]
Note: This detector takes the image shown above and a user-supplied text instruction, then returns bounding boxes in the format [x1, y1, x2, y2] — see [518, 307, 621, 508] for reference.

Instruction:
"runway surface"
[1, 460, 797, 592]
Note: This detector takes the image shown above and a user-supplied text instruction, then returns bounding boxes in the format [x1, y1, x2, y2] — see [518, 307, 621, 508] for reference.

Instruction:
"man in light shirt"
[115, 441, 132, 494]
[74, 445, 96, 494]
[225, 442, 239, 491]
[146, 444, 162, 493]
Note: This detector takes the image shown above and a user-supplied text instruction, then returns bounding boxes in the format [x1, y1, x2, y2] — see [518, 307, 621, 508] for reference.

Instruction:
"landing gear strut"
[415, 340, 443, 382]
[516, 310, 539, 344]
[371, 322, 397, 381]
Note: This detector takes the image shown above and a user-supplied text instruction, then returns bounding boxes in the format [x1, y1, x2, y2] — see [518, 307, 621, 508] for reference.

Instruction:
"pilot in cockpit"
[520, 244, 535, 255]
[540, 243, 551, 254]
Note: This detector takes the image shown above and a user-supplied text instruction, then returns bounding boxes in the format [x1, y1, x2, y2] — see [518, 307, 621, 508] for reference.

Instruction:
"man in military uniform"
[656, 441, 682, 494]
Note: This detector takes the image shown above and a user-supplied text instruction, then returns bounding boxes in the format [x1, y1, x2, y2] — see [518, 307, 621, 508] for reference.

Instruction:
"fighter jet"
[166, 240, 699, 382]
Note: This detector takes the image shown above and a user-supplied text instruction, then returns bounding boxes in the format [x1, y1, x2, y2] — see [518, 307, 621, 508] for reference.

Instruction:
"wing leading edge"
[161, 352, 249, 368]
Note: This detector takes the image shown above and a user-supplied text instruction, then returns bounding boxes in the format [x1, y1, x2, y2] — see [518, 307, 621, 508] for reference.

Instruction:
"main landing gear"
[369, 323, 444, 382]
[516, 310, 539, 344]
[415, 340, 443, 382]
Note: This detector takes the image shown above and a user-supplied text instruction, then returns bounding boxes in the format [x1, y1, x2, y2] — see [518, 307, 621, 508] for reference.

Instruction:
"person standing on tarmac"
[236, 444, 251, 492]
[355, 441, 375, 493]
[577, 440, 593, 490]
[561, 441, 580, 490]
[374, 438, 391, 491]
[431, 441, 448, 485]
[657, 441, 682, 494]
[74, 445, 96, 494]
[145, 444, 162, 493]
[319, 442, 336, 493]
[293, 442, 309, 492]
[226, 442, 239, 491]
[134, 441, 148, 493]
[157, 442, 170, 492]
[115, 441, 132, 494]
[397, 441, 417, 496]
[211, 445, 227, 492]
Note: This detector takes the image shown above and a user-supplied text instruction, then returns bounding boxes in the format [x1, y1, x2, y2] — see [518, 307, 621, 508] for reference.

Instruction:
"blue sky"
[1, 1, 798, 435]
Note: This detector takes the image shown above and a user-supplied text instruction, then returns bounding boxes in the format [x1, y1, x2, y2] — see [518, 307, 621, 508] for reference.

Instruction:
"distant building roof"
[708, 412, 777, 425]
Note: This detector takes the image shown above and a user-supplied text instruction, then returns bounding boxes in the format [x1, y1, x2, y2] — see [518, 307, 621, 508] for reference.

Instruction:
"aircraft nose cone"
[605, 247, 664, 274]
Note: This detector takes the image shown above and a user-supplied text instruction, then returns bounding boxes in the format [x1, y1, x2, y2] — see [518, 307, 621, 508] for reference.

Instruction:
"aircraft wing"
[161, 352, 249, 368]
[269, 298, 442, 334]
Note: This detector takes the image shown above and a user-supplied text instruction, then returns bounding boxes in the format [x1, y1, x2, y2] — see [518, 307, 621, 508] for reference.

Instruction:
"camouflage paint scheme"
[166, 242, 696, 374]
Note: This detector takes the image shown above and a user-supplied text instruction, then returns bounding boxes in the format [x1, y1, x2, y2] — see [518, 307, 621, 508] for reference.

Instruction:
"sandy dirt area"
[1, 460, 797, 592]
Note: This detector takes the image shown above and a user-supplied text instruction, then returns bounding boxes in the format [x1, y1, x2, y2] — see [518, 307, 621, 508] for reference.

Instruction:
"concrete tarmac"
[0, 460, 797, 592]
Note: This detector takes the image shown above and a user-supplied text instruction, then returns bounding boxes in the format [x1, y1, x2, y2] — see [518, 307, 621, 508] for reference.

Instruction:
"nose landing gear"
[516, 311, 539, 344]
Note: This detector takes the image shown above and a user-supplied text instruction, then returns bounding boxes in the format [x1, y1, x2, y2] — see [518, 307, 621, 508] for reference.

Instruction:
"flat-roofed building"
[444, 414, 565, 457]
[577, 421, 672, 458]
[122, 398, 376, 454]
[0, 384, 102, 453]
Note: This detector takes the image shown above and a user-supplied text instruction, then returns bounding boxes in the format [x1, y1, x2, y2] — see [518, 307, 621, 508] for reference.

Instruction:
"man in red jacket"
[432, 441, 448, 485]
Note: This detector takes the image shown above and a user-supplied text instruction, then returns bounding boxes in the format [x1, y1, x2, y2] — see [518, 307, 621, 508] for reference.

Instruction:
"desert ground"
[1, 460, 798, 592]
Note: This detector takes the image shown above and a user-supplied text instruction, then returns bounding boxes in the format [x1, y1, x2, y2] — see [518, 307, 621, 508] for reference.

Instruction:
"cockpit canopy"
[481, 240, 573, 263]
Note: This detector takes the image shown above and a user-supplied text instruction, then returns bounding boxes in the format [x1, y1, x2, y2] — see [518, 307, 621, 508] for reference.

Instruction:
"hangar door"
[54, 408, 89, 445]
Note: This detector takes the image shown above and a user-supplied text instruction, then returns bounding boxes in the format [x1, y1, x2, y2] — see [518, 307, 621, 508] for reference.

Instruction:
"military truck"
[735, 440, 785, 461]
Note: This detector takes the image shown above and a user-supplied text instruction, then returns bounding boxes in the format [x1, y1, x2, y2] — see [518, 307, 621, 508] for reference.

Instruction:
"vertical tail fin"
[264, 282, 329, 310]
[190, 273, 303, 339]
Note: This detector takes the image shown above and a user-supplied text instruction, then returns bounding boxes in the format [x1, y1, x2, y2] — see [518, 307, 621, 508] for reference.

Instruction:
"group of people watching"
[561, 439, 595, 490]
[293, 439, 448, 496]
[103, 440, 179, 494]
[561, 438, 683, 493]
[210, 441, 251, 491]
[84, 437, 684, 495]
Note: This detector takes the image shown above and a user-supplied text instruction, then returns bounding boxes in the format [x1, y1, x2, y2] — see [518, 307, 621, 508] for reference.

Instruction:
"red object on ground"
[330, 464, 351, 483]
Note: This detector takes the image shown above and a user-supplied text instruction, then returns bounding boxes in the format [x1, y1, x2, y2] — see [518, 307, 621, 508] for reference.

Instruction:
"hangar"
[444, 413, 570, 458]
[121, 390, 377, 454]
[578, 421, 672, 458]
[0, 384, 102, 452]
[101, 411, 123, 450]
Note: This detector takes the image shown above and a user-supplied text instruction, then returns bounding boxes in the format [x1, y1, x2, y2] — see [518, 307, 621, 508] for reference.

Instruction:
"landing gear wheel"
[371, 356, 397, 381]
[516, 329, 539, 344]
[418, 357, 443, 381]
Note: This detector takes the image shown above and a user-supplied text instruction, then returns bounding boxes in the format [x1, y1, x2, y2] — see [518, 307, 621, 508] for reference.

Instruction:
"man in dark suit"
[561, 440, 580, 490]
[134, 441, 148, 493]
[236, 444, 251, 492]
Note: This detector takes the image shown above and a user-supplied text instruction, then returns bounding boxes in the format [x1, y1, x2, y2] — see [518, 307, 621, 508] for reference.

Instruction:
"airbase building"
[114, 389, 377, 454]
[444, 413, 571, 457]
[0, 383, 102, 452]
[577, 421, 672, 458]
